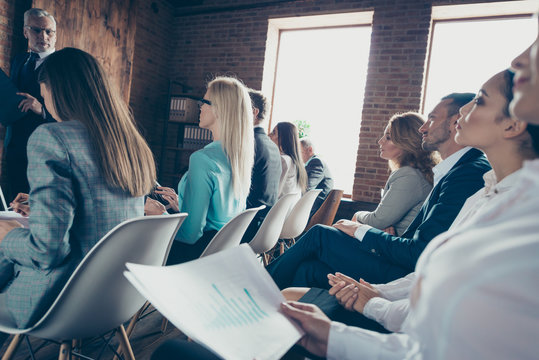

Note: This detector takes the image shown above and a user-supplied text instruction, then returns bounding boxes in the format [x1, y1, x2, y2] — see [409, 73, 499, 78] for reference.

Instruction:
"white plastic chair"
[248, 193, 299, 265]
[157, 206, 264, 335]
[200, 205, 265, 257]
[0, 213, 187, 360]
[279, 189, 322, 254]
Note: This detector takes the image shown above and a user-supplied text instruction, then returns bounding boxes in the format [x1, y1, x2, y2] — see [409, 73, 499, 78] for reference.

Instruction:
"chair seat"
[0, 306, 17, 331]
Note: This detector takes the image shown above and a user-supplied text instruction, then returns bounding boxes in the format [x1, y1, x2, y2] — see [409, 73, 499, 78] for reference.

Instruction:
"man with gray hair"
[300, 137, 334, 217]
[3, 8, 57, 199]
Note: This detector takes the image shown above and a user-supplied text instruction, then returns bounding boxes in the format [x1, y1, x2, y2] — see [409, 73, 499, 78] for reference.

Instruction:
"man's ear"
[503, 118, 528, 139]
[252, 107, 260, 121]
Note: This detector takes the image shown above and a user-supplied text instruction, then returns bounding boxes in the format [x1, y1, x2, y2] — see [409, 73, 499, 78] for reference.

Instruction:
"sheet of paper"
[0, 211, 29, 228]
[125, 244, 304, 360]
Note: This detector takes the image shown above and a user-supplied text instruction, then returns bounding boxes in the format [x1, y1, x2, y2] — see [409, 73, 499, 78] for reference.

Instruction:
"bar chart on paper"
[203, 283, 269, 330]
[125, 245, 304, 360]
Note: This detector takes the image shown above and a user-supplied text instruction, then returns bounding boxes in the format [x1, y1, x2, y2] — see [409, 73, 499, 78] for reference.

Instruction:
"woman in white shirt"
[269, 122, 307, 198]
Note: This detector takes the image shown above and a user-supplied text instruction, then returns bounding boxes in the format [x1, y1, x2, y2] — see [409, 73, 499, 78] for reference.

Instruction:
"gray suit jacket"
[0, 121, 144, 328]
[355, 166, 432, 236]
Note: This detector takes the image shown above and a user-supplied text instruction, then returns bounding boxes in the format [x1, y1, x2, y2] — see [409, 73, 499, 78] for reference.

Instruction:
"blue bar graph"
[206, 283, 269, 330]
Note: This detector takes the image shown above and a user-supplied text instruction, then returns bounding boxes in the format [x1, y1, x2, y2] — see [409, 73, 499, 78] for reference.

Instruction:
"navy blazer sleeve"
[358, 153, 490, 270]
[306, 157, 325, 190]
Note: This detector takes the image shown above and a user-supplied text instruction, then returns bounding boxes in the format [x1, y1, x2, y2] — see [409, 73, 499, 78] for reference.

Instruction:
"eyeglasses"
[197, 98, 212, 108]
[25, 26, 56, 36]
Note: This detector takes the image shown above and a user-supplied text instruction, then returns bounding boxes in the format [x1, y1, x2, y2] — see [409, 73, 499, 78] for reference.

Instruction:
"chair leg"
[58, 341, 71, 360]
[71, 339, 81, 360]
[113, 303, 146, 360]
[263, 253, 269, 266]
[279, 241, 285, 255]
[1, 334, 24, 360]
[116, 325, 136, 360]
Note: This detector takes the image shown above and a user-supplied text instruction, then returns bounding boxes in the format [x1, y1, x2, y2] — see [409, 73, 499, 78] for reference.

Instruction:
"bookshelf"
[158, 82, 212, 187]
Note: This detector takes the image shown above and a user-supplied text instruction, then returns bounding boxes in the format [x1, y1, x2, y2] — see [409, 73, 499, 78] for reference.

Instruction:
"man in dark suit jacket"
[3, 8, 56, 200]
[300, 137, 334, 217]
[267, 93, 491, 289]
[241, 89, 282, 242]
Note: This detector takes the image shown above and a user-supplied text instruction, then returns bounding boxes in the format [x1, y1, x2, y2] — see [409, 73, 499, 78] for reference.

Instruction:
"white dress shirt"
[278, 154, 301, 198]
[361, 168, 521, 332]
[35, 48, 55, 69]
[327, 159, 539, 360]
[354, 147, 472, 241]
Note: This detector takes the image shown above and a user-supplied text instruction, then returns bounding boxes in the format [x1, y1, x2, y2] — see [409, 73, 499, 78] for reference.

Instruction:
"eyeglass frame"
[197, 98, 212, 108]
[24, 25, 56, 36]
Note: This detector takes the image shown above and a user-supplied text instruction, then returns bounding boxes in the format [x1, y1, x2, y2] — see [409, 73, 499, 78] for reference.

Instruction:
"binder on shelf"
[169, 97, 199, 123]
[181, 124, 213, 150]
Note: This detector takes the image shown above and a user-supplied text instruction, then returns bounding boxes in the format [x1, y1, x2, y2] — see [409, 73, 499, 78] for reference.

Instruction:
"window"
[263, 13, 373, 195]
[423, 2, 536, 113]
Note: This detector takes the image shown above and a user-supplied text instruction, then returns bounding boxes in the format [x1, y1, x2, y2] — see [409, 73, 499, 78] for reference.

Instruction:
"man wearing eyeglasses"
[4, 8, 57, 199]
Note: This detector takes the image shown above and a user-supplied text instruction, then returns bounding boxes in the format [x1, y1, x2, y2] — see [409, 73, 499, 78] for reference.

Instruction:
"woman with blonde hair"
[147, 76, 254, 263]
[354, 112, 439, 236]
[0, 47, 155, 330]
[269, 121, 307, 198]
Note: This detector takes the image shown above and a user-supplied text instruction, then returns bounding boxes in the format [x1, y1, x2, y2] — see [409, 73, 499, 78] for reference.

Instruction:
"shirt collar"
[305, 155, 315, 166]
[36, 48, 55, 59]
[481, 169, 521, 195]
[432, 147, 472, 187]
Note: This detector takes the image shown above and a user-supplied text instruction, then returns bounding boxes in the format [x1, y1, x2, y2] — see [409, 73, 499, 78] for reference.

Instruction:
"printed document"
[124, 244, 304, 360]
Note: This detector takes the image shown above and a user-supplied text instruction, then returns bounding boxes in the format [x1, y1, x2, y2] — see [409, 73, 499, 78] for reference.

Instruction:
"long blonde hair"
[207, 77, 254, 200]
[38, 48, 156, 196]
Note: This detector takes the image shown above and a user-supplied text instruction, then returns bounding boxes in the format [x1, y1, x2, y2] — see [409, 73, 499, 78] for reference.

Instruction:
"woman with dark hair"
[0, 47, 156, 330]
[354, 112, 438, 236]
[269, 122, 307, 198]
[316, 68, 538, 335]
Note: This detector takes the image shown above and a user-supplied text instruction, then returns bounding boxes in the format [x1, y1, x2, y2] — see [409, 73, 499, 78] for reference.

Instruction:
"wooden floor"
[0, 306, 185, 360]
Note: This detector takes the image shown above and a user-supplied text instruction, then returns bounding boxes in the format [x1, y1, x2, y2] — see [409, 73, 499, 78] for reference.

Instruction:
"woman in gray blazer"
[354, 113, 439, 236]
[0, 48, 156, 330]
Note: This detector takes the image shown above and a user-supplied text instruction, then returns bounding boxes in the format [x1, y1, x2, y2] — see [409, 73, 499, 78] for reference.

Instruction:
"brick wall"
[167, 0, 502, 202]
[129, 0, 175, 179]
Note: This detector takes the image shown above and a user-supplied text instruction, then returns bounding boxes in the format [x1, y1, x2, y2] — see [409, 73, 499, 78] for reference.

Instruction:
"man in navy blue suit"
[241, 89, 282, 243]
[267, 93, 491, 289]
[4, 8, 56, 199]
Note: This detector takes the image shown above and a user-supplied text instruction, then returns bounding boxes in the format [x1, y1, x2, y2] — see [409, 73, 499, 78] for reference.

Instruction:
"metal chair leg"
[1, 334, 24, 360]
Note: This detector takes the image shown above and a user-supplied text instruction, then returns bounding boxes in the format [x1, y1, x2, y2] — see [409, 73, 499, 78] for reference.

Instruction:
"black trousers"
[165, 230, 218, 265]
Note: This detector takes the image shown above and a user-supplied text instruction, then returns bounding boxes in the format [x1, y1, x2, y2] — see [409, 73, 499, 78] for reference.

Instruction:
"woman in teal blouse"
[146, 77, 254, 263]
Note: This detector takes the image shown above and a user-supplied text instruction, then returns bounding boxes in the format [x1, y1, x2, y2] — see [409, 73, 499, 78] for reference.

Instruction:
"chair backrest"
[248, 193, 299, 255]
[200, 206, 265, 257]
[27, 214, 187, 340]
[304, 189, 343, 232]
[280, 189, 322, 239]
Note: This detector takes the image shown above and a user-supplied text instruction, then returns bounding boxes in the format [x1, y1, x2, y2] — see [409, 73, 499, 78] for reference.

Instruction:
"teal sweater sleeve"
[176, 150, 215, 244]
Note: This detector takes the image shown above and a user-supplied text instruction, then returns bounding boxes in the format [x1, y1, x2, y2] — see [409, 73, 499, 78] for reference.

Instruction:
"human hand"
[383, 226, 396, 235]
[10, 193, 30, 216]
[17, 92, 43, 115]
[144, 197, 166, 215]
[154, 187, 179, 212]
[280, 301, 331, 357]
[0, 220, 23, 243]
[332, 219, 361, 237]
[328, 273, 381, 313]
